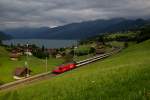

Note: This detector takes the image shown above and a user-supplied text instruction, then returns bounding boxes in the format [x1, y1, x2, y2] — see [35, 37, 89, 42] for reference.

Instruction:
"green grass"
[75, 44, 91, 52]
[75, 54, 94, 61]
[74, 43, 112, 61]
[0, 47, 64, 83]
[107, 32, 137, 39]
[109, 41, 136, 47]
[0, 40, 150, 100]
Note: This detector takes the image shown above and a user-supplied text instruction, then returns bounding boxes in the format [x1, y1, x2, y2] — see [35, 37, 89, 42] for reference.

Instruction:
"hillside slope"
[0, 46, 63, 83]
[0, 40, 150, 100]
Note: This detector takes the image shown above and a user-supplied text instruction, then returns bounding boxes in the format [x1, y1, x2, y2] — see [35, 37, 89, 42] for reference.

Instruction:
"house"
[23, 47, 33, 56]
[96, 42, 105, 48]
[24, 51, 32, 56]
[9, 53, 20, 61]
[56, 53, 62, 58]
[16, 47, 24, 55]
[95, 49, 105, 54]
[47, 49, 57, 55]
[13, 67, 31, 80]
[11, 49, 23, 56]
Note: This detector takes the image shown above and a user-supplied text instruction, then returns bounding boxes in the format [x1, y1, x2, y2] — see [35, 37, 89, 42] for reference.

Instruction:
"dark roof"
[14, 67, 31, 76]
[96, 49, 105, 54]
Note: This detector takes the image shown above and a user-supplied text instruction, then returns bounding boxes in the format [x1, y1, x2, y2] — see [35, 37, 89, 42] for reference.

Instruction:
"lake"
[2, 39, 77, 48]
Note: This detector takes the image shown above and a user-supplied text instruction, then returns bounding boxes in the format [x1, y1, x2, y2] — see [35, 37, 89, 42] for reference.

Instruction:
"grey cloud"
[0, 0, 150, 29]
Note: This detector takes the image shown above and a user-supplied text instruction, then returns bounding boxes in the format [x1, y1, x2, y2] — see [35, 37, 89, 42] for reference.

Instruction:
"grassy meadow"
[0, 46, 64, 83]
[0, 40, 149, 100]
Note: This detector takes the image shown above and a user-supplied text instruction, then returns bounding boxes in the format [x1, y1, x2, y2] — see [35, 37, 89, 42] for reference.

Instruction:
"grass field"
[0, 47, 64, 83]
[106, 32, 137, 39]
[0, 40, 149, 100]
[109, 41, 136, 48]
[75, 43, 92, 53]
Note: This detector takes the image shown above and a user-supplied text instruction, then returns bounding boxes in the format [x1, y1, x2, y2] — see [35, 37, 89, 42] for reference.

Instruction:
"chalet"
[24, 51, 32, 56]
[9, 53, 20, 61]
[24, 48, 32, 56]
[96, 42, 105, 49]
[13, 67, 31, 80]
[96, 42, 104, 45]
[56, 53, 62, 58]
[16, 47, 24, 55]
[95, 48, 105, 54]
[11, 48, 23, 56]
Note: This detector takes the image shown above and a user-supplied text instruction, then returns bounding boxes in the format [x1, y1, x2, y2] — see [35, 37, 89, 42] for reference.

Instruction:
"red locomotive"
[52, 62, 76, 74]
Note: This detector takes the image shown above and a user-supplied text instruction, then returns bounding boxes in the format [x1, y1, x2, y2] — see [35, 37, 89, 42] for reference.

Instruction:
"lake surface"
[2, 39, 77, 48]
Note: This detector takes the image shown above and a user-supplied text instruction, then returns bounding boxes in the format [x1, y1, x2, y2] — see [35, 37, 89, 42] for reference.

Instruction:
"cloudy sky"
[0, 0, 150, 29]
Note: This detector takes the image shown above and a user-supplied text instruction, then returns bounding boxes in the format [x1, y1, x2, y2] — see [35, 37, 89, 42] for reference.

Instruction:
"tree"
[97, 35, 105, 45]
[0, 40, 2, 45]
[17, 43, 21, 47]
[64, 54, 73, 63]
[136, 25, 150, 43]
[124, 42, 128, 48]
[89, 47, 96, 54]
[33, 50, 49, 59]
[10, 42, 14, 48]
[42, 45, 45, 51]
[59, 48, 65, 52]
[69, 50, 74, 55]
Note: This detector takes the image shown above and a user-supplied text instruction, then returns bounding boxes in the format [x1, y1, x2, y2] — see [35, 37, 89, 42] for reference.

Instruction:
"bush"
[0, 40, 2, 45]
[89, 47, 96, 54]
[136, 25, 150, 43]
[124, 42, 128, 48]
[64, 54, 73, 63]
[0, 80, 4, 85]
[33, 50, 49, 59]
[76, 51, 88, 56]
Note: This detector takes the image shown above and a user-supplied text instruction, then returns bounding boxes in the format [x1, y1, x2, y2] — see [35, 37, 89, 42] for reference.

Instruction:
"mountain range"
[3, 18, 149, 39]
[0, 31, 12, 40]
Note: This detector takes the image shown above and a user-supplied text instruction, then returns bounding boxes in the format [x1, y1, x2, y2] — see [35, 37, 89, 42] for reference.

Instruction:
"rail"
[0, 47, 122, 91]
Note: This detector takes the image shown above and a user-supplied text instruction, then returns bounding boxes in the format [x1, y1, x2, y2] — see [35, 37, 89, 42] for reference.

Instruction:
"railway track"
[0, 47, 122, 91]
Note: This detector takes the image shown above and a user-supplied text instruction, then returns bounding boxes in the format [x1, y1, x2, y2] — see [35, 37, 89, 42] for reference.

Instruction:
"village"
[2, 40, 109, 81]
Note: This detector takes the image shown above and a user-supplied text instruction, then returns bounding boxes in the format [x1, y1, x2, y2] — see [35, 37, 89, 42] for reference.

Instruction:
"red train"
[52, 62, 77, 74]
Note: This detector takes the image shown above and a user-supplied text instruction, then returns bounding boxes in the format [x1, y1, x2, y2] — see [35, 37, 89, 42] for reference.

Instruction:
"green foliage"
[63, 54, 73, 63]
[124, 42, 129, 48]
[136, 24, 150, 43]
[41, 45, 45, 51]
[76, 51, 89, 56]
[97, 35, 105, 44]
[89, 47, 96, 54]
[104, 32, 138, 42]
[0, 40, 2, 45]
[33, 50, 49, 59]
[0, 80, 4, 85]
[75, 44, 92, 56]
[58, 48, 66, 52]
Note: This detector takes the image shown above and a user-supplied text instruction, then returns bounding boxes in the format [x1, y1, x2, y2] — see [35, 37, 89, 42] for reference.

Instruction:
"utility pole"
[74, 41, 78, 61]
[45, 57, 48, 72]
[25, 43, 29, 77]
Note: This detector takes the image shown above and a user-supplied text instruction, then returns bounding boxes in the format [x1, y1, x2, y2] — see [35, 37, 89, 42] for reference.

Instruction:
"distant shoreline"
[2, 39, 78, 48]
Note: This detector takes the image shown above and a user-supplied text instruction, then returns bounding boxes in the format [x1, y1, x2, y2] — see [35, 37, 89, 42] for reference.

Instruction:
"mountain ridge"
[0, 31, 12, 40]
[4, 18, 148, 39]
